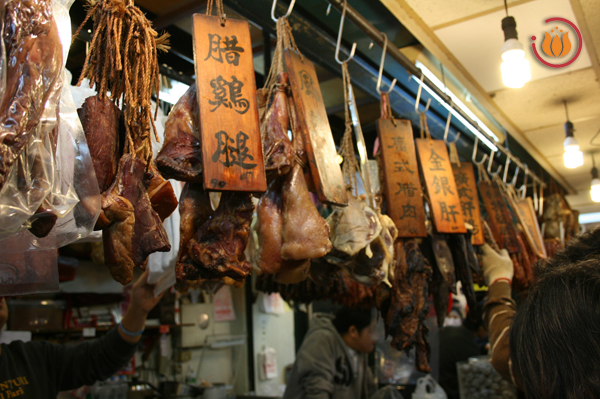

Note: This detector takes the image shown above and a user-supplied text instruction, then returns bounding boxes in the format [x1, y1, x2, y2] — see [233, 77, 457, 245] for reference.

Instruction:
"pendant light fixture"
[591, 153, 600, 203]
[563, 101, 584, 169]
[500, 0, 531, 88]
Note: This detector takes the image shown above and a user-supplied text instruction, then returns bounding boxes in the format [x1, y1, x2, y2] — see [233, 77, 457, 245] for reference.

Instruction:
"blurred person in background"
[284, 306, 378, 399]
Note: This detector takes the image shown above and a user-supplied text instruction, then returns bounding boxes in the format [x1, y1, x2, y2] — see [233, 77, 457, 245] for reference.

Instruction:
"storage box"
[7, 299, 65, 331]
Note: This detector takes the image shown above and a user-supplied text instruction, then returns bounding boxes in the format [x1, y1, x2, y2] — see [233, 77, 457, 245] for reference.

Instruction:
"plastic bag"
[412, 375, 447, 399]
[0, 0, 100, 246]
[0, 0, 64, 238]
[0, 231, 59, 296]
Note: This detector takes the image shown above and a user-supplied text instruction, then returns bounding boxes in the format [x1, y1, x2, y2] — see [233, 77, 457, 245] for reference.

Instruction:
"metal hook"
[487, 151, 503, 176]
[518, 166, 529, 198]
[443, 106, 460, 144]
[326, 3, 332, 15]
[271, 0, 296, 22]
[414, 72, 423, 113]
[502, 157, 512, 184]
[376, 32, 397, 95]
[509, 166, 520, 187]
[335, 0, 357, 64]
[472, 137, 488, 165]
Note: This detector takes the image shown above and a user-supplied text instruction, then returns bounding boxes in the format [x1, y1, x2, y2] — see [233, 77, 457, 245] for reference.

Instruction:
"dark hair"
[510, 258, 600, 399]
[332, 306, 373, 335]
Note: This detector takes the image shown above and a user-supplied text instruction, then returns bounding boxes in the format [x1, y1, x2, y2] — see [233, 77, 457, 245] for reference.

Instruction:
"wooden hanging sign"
[376, 119, 426, 237]
[452, 163, 485, 245]
[478, 181, 520, 253]
[192, 15, 266, 192]
[513, 197, 547, 258]
[283, 49, 348, 206]
[415, 139, 466, 233]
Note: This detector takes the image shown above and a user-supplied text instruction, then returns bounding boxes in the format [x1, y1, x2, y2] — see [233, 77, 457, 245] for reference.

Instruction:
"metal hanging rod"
[323, 0, 546, 188]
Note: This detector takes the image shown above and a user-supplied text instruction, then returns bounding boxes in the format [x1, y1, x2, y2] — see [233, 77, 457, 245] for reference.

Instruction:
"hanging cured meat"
[77, 95, 121, 192]
[256, 178, 285, 275]
[384, 239, 432, 372]
[102, 154, 171, 284]
[448, 234, 477, 322]
[185, 192, 254, 282]
[147, 162, 178, 221]
[280, 164, 332, 260]
[326, 195, 382, 257]
[156, 84, 203, 182]
[261, 72, 293, 178]
[175, 182, 214, 281]
[0, 0, 63, 190]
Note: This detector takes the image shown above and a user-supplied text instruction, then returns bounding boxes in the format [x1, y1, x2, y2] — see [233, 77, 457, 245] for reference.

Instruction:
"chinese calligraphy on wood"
[193, 15, 266, 192]
[478, 181, 519, 253]
[284, 49, 348, 206]
[416, 139, 466, 233]
[377, 119, 426, 237]
[452, 163, 485, 245]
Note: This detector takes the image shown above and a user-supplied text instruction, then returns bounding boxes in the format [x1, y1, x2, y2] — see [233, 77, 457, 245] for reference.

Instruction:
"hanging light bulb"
[563, 101, 583, 169]
[500, 1, 531, 89]
[591, 154, 600, 203]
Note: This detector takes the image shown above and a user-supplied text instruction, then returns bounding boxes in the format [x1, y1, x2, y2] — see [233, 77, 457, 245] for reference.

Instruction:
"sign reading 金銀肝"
[416, 139, 466, 234]
[193, 15, 266, 192]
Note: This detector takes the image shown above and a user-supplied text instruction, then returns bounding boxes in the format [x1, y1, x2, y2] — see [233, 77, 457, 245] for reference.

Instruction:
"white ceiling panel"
[580, 0, 600, 64]
[492, 68, 600, 132]
[434, 0, 592, 92]
[403, 0, 526, 29]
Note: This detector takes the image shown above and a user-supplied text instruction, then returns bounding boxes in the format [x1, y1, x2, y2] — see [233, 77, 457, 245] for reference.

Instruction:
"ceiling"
[386, 0, 600, 215]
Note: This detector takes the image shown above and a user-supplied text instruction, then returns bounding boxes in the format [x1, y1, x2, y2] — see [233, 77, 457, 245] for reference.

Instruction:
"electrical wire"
[504, 0, 509, 16]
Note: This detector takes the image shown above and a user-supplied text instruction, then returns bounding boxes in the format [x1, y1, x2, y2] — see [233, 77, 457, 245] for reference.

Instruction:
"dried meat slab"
[156, 84, 203, 182]
[103, 154, 170, 284]
[78, 95, 121, 192]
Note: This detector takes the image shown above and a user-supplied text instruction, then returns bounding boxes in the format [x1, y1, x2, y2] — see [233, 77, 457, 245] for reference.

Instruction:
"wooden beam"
[153, 0, 208, 30]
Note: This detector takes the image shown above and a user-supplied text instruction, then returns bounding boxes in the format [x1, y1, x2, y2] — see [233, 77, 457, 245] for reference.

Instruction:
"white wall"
[252, 292, 296, 397]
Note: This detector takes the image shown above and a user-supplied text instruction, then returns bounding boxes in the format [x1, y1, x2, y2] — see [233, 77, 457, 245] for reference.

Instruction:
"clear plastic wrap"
[0, 0, 64, 238]
[0, 0, 100, 246]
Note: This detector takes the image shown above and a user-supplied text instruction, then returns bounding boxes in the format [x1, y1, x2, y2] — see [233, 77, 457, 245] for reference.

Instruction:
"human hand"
[128, 269, 165, 316]
[481, 243, 514, 286]
[0, 297, 7, 329]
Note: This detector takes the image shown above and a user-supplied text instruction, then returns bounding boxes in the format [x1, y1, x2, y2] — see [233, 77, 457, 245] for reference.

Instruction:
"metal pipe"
[324, 0, 546, 188]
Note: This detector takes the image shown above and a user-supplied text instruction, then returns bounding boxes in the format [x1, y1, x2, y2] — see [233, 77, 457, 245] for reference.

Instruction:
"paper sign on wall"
[213, 285, 236, 322]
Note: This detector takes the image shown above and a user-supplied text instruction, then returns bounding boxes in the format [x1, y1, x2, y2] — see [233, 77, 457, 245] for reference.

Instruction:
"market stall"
[0, 0, 598, 398]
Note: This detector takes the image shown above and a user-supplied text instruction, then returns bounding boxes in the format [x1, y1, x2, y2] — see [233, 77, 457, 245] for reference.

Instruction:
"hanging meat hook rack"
[323, 0, 546, 189]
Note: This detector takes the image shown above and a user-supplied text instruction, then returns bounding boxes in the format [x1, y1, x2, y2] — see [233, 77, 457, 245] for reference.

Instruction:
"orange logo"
[541, 28, 571, 57]
[531, 17, 582, 68]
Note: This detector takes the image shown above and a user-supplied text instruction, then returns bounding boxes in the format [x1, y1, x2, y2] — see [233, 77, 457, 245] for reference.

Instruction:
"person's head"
[0, 297, 7, 329]
[332, 306, 377, 354]
[510, 258, 600, 399]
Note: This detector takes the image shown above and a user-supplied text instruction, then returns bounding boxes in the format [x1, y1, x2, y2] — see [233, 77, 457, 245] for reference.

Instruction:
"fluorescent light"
[412, 64, 498, 152]
[579, 212, 600, 225]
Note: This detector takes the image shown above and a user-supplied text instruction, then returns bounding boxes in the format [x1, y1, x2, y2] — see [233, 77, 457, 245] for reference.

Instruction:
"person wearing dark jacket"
[0, 269, 163, 398]
[283, 307, 377, 399]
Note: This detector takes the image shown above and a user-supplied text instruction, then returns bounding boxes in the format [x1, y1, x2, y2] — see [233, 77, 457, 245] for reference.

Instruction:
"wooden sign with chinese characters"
[478, 181, 519, 253]
[283, 49, 348, 206]
[192, 15, 266, 192]
[514, 197, 547, 258]
[416, 139, 466, 233]
[376, 119, 426, 237]
[452, 163, 485, 245]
